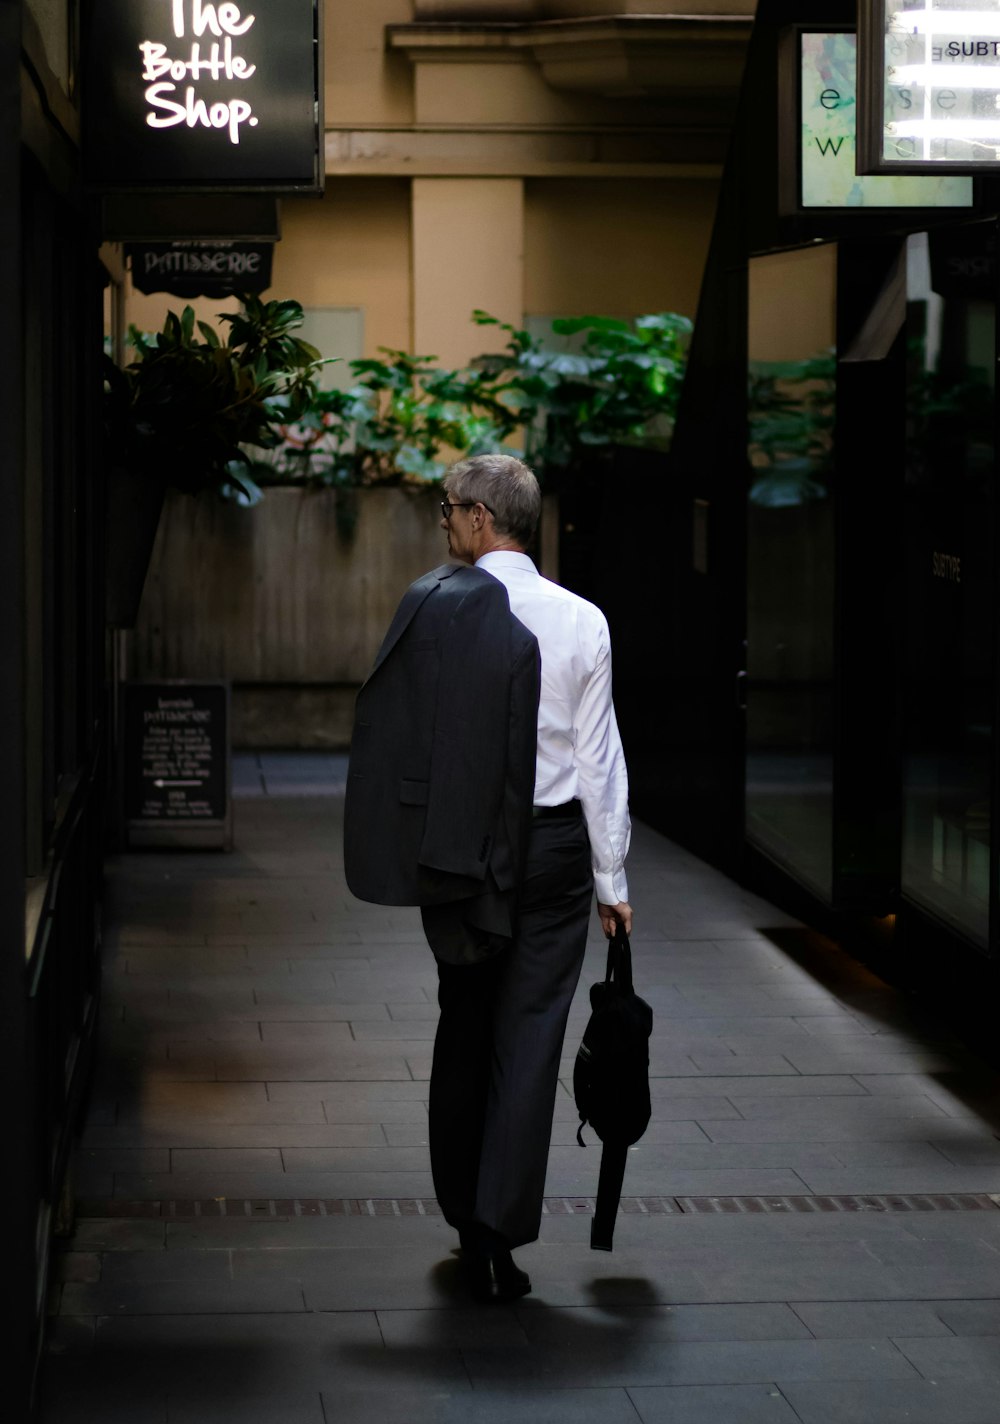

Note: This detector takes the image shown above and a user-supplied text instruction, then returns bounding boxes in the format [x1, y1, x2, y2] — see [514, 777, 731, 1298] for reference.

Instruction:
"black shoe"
[460, 1232, 531, 1303]
[488, 1244, 531, 1302]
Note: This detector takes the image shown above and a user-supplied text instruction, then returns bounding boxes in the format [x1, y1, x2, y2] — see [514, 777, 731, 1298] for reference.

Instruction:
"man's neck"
[475, 536, 525, 560]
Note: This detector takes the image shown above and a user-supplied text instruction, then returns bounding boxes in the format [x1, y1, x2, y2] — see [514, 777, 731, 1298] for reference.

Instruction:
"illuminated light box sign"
[859, 0, 1000, 171]
[800, 31, 973, 206]
[127, 240, 274, 295]
[84, 0, 322, 192]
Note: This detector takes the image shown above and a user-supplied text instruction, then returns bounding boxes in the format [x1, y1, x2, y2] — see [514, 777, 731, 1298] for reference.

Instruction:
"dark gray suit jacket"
[344, 564, 540, 956]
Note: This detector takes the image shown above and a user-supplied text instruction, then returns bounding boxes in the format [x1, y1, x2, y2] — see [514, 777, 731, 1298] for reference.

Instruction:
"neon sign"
[84, 0, 322, 193]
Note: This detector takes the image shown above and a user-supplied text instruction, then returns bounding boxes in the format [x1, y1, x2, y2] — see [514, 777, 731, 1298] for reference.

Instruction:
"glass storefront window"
[901, 231, 994, 949]
[746, 244, 837, 901]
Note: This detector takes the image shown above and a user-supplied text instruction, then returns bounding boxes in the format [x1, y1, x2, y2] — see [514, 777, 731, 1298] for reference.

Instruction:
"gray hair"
[443, 454, 541, 548]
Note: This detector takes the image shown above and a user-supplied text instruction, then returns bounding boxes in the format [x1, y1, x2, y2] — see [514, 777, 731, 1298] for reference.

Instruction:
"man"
[346, 453, 631, 1301]
[429, 453, 631, 1300]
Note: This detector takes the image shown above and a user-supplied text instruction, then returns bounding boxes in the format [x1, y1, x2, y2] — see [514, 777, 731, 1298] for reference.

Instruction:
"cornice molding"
[387, 15, 753, 98]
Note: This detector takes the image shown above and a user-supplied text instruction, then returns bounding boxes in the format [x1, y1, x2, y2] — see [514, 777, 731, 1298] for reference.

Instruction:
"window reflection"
[746, 245, 837, 901]
[901, 230, 993, 947]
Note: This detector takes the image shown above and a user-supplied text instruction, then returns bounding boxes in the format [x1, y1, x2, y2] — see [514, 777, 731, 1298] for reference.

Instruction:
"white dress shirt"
[476, 550, 630, 905]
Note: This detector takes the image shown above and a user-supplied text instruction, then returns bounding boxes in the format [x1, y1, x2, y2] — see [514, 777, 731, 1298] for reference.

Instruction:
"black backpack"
[573, 926, 653, 1250]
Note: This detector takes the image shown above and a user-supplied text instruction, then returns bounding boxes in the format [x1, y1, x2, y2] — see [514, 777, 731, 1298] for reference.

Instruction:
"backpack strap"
[605, 924, 633, 992]
[591, 1141, 628, 1251]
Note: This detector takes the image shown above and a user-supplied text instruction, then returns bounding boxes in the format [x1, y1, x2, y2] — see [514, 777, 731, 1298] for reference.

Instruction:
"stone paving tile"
[376, 1307, 530, 1347]
[386, 1001, 440, 1021]
[118, 1102, 330, 1126]
[98, 1250, 232, 1283]
[168, 1387, 326, 1422]
[169, 1148, 285, 1173]
[251, 1001, 393, 1022]
[265, 1080, 429, 1103]
[778, 1379, 1000, 1424]
[722, 1092, 951, 1118]
[55, 1252, 100, 1284]
[165, 1216, 457, 1252]
[256, 1022, 371, 1045]
[794, 1165, 1000, 1195]
[112, 1170, 437, 1199]
[319, 1387, 640, 1423]
[88, 1308, 387, 1371]
[348, 1020, 441, 1041]
[789, 1301, 955, 1338]
[61, 1279, 307, 1314]
[514, 1303, 811, 1345]
[253, 983, 430, 1006]
[703, 1117, 979, 1142]
[683, 1055, 804, 1076]
[39, 1367, 168, 1424]
[279, 1146, 432, 1172]
[460, 1337, 920, 1388]
[77, 1149, 170, 1174]
[546, 1167, 813, 1197]
[628, 1384, 802, 1424]
[84, 1122, 389, 1150]
[932, 1300, 1000, 1334]
[547, 1142, 840, 1172]
[930, 1140, 1000, 1164]
[649, 1076, 870, 1099]
[70, 1221, 166, 1252]
[214, 1053, 416, 1082]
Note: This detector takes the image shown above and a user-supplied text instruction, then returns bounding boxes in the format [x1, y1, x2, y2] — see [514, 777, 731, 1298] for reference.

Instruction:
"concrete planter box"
[130, 486, 448, 748]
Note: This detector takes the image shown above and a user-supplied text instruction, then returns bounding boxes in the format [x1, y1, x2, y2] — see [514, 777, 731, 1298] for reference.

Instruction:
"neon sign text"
[141, 1, 259, 145]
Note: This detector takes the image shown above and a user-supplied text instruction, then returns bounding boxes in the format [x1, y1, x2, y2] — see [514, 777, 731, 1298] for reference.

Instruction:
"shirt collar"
[476, 550, 537, 573]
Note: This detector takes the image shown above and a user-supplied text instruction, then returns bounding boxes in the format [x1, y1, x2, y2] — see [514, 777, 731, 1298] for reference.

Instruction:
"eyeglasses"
[440, 500, 494, 520]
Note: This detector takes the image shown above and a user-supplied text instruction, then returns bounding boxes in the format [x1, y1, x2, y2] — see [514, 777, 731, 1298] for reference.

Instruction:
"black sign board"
[123, 682, 232, 849]
[84, 0, 323, 193]
[127, 240, 273, 295]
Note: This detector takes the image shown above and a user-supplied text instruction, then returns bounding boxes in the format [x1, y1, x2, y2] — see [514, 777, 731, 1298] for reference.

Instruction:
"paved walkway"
[40, 756, 1000, 1423]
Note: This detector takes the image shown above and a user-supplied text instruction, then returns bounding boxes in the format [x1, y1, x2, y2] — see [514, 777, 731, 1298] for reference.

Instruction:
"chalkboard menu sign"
[123, 682, 232, 849]
[83, 0, 323, 193]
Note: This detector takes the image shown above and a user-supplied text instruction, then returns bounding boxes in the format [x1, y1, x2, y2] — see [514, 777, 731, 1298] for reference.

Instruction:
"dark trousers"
[428, 814, 593, 1249]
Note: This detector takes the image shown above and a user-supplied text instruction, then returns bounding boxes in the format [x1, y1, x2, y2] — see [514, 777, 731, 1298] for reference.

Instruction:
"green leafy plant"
[248, 347, 523, 490]
[253, 308, 693, 494]
[104, 296, 324, 505]
[471, 309, 693, 477]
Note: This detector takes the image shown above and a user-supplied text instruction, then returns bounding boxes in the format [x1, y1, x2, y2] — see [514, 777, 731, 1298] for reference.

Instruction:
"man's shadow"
[335, 1252, 662, 1388]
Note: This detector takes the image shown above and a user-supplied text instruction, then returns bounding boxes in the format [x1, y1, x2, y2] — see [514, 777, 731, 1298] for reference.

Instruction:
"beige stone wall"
[324, 0, 416, 128]
[524, 177, 718, 320]
[132, 487, 449, 747]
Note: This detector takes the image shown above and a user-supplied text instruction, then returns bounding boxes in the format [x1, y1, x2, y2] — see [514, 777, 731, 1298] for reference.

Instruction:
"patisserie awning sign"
[84, 0, 323, 192]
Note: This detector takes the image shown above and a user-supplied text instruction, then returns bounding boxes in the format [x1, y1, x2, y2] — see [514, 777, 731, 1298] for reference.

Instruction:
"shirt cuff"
[594, 869, 628, 907]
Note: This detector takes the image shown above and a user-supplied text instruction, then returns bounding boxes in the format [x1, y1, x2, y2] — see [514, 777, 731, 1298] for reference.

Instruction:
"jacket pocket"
[399, 779, 430, 805]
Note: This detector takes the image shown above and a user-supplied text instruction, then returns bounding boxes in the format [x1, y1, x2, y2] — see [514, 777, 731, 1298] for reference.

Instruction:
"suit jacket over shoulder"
[344, 564, 540, 911]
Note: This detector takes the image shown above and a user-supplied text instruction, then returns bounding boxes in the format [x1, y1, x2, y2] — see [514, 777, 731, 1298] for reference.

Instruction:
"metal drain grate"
[75, 1192, 1000, 1220]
